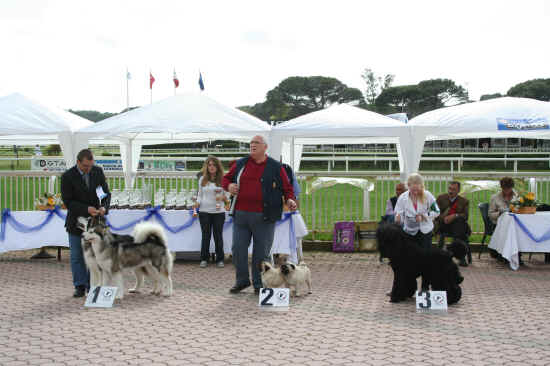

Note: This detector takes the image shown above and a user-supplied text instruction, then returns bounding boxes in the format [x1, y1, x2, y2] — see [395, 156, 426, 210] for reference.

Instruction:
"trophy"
[191, 192, 198, 217]
[154, 189, 165, 209]
[214, 187, 223, 211]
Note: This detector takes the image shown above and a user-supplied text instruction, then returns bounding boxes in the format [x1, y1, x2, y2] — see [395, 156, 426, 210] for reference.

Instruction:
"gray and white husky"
[77, 216, 174, 299]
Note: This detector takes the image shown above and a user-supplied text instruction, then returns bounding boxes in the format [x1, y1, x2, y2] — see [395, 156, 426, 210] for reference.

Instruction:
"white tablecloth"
[489, 211, 550, 270]
[0, 209, 308, 262]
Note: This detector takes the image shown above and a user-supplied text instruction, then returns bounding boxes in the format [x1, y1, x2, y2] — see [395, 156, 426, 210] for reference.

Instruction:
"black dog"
[377, 223, 464, 304]
[447, 239, 468, 262]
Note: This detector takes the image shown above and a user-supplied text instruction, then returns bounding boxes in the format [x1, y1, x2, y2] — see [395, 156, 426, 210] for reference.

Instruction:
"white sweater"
[394, 190, 440, 235]
[197, 177, 226, 214]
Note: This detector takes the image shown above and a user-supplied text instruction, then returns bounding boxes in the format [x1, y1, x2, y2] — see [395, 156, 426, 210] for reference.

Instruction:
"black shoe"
[254, 288, 260, 295]
[229, 283, 250, 293]
[459, 258, 468, 267]
[73, 286, 86, 298]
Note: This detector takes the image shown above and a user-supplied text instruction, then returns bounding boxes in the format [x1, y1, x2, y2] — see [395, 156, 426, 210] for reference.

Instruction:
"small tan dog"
[281, 261, 312, 296]
[273, 253, 289, 267]
[259, 261, 288, 288]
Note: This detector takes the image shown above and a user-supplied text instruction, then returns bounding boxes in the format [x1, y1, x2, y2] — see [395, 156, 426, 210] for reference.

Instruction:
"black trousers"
[198, 212, 225, 262]
[439, 216, 469, 242]
[407, 230, 433, 290]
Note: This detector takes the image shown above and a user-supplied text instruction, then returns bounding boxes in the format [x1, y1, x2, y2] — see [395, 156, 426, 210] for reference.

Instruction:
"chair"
[478, 202, 496, 258]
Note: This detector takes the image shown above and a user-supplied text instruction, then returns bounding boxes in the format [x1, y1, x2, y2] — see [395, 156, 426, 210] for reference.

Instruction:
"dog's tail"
[133, 221, 168, 248]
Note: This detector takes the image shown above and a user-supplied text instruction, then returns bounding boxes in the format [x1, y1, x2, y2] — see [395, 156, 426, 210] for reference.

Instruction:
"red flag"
[173, 70, 179, 88]
[149, 72, 155, 89]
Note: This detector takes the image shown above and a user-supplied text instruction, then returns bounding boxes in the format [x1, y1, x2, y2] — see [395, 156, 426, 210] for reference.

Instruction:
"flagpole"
[126, 67, 129, 112]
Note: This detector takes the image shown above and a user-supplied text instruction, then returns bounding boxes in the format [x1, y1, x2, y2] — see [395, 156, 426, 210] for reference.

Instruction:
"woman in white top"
[394, 173, 440, 250]
[196, 156, 226, 268]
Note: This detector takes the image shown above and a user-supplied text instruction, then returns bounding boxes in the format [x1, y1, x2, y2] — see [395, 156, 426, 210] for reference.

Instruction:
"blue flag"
[198, 72, 204, 91]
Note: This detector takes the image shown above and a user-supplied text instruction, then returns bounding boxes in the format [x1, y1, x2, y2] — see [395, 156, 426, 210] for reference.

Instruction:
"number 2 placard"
[258, 288, 290, 307]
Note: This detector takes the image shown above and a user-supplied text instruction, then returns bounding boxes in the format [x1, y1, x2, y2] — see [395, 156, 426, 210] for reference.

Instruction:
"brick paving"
[1, 248, 550, 365]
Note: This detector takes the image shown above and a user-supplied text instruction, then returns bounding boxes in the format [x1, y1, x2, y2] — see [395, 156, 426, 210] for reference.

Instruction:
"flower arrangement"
[35, 193, 65, 210]
[510, 192, 537, 214]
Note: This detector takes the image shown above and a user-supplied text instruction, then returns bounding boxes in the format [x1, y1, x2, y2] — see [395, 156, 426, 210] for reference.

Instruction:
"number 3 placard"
[258, 288, 290, 307]
[84, 286, 118, 308]
[415, 290, 448, 312]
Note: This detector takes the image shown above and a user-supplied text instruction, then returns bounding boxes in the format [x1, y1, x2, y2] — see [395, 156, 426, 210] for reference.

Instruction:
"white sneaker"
[216, 261, 224, 268]
[200, 261, 208, 268]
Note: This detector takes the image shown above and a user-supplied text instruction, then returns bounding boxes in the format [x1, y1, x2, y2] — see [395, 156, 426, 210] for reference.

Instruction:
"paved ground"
[1, 249, 550, 366]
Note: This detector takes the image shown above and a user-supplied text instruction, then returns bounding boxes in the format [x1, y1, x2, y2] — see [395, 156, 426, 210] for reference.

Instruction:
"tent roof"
[271, 104, 407, 138]
[0, 93, 93, 142]
[409, 97, 550, 140]
[75, 93, 270, 143]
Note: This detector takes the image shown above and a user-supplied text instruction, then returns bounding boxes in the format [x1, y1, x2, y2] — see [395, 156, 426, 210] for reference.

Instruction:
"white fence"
[2, 171, 550, 237]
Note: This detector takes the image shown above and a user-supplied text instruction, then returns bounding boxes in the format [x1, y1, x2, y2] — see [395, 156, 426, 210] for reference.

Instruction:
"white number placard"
[415, 290, 448, 312]
[258, 288, 290, 307]
[84, 286, 117, 308]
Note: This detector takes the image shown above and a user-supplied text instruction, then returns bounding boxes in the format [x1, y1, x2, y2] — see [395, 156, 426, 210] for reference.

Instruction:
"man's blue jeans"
[69, 233, 89, 289]
[232, 211, 275, 289]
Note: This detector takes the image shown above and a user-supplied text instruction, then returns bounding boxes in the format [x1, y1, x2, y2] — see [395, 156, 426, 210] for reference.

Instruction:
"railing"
[2, 171, 550, 237]
[3, 154, 550, 174]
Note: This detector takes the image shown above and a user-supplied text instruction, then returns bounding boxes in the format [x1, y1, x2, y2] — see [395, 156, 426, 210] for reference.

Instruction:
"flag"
[173, 70, 179, 88]
[149, 72, 155, 89]
[198, 72, 204, 91]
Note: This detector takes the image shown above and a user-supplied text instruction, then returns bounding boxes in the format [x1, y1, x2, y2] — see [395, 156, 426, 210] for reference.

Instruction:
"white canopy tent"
[75, 93, 271, 186]
[0, 93, 94, 167]
[408, 97, 550, 175]
[269, 104, 412, 179]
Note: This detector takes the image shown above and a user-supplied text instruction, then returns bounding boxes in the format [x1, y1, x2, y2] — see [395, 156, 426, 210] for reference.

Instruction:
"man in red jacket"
[223, 135, 296, 294]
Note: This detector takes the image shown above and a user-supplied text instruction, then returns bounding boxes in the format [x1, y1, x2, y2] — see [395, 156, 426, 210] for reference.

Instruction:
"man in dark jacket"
[435, 181, 471, 266]
[222, 135, 295, 294]
[61, 149, 110, 297]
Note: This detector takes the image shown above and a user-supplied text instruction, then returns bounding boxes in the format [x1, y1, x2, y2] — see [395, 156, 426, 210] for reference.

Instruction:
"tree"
[507, 79, 550, 101]
[375, 78, 469, 118]
[480, 93, 503, 101]
[69, 109, 117, 122]
[361, 68, 395, 105]
[374, 85, 420, 115]
[264, 76, 364, 121]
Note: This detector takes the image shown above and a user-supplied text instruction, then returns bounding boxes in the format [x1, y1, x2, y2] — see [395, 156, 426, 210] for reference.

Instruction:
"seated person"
[489, 177, 522, 264]
[381, 183, 406, 223]
[489, 177, 517, 224]
[435, 181, 471, 266]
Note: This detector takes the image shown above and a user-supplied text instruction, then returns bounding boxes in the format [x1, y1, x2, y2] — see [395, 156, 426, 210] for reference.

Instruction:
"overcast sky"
[1, 0, 549, 114]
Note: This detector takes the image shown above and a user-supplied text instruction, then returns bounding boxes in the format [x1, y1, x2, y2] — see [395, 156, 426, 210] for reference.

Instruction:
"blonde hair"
[200, 156, 224, 187]
[407, 173, 426, 203]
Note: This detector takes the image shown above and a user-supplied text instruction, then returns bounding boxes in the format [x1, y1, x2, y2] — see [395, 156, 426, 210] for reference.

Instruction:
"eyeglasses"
[250, 140, 265, 145]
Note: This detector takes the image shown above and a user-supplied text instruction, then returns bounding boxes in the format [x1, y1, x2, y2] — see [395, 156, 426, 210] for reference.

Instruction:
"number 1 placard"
[84, 286, 117, 308]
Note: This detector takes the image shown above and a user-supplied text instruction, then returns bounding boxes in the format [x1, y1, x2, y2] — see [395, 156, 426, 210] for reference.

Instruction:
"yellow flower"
[519, 197, 524, 203]
[527, 192, 535, 200]
[47, 197, 55, 206]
